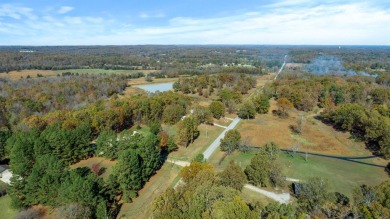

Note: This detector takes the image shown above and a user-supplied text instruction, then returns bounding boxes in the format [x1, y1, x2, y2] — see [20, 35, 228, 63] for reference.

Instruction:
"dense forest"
[0, 74, 128, 129]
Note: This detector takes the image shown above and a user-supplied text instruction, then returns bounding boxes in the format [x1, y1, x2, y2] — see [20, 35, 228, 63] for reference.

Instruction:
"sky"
[0, 0, 389, 45]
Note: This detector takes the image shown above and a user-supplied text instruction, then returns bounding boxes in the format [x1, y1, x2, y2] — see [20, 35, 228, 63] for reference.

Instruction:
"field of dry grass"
[237, 99, 372, 156]
[0, 70, 58, 80]
[0, 69, 159, 81]
[70, 157, 116, 180]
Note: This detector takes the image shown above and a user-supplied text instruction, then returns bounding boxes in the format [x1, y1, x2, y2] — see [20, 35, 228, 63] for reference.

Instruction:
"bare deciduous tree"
[58, 203, 92, 219]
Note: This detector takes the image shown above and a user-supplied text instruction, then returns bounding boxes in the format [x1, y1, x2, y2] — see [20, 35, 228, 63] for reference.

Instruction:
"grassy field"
[208, 150, 388, 197]
[56, 69, 158, 75]
[237, 99, 370, 156]
[117, 162, 182, 219]
[0, 195, 18, 219]
[0, 70, 58, 80]
[0, 69, 159, 80]
[70, 157, 116, 180]
[280, 152, 388, 197]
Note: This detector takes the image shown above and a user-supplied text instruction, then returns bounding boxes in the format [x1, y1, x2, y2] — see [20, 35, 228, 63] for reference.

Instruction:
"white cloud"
[0, 4, 36, 20]
[0, 1, 390, 45]
[139, 12, 165, 19]
[58, 6, 74, 14]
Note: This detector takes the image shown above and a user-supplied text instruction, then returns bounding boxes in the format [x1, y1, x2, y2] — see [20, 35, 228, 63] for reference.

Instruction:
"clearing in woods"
[237, 99, 375, 157]
[70, 157, 116, 181]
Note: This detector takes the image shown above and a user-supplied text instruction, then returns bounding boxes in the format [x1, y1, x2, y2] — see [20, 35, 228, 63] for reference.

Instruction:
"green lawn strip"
[280, 152, 388, 197]
[210, 150, 388, 198]
[0, 195, 18, 219]
[55, 69, 154, 74]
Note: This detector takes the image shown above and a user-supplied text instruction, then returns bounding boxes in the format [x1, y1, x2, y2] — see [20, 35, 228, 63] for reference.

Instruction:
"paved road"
[203, 117, 241, 160]
[274, 55, 287, 80]
[244, 184, 290, 204]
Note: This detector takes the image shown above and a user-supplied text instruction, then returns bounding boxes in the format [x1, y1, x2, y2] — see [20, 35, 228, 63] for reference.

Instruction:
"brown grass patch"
[198, 100, 211, 107]
[120, 86, 146, 98]
[213, 117, 232, 126]
[70, 157, 116, 180]
[238, 100, 369, 156]
[0, 70, 58, 80]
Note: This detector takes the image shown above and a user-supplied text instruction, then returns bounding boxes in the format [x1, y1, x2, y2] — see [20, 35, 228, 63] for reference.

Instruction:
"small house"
[0, 165, 12, 184]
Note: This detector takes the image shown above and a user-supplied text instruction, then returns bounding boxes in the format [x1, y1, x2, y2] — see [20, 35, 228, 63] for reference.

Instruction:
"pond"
[135, 82, 174, 93]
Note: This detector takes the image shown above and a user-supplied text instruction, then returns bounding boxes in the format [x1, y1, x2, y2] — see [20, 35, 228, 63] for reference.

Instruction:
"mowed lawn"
[280, 153, 388, 197]
[118, 162, 182, 219]
[209, 150, 389, 197]
[0, 195, 18, 219]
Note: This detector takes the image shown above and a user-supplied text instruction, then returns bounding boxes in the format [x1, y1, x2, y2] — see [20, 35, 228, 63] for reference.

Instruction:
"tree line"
[0, 45, 287, 73]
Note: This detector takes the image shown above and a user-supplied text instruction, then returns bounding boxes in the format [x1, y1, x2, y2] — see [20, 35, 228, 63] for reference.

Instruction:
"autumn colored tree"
[176, 116, 199, 147]
[179, 162, 214, 183]
[91, 163, 102, 175]
[158, 131, 169, 149]
[276, 97, 294, 117]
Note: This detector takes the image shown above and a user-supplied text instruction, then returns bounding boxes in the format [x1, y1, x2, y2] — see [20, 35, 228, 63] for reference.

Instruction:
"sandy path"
[244, 184, 290, 204]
